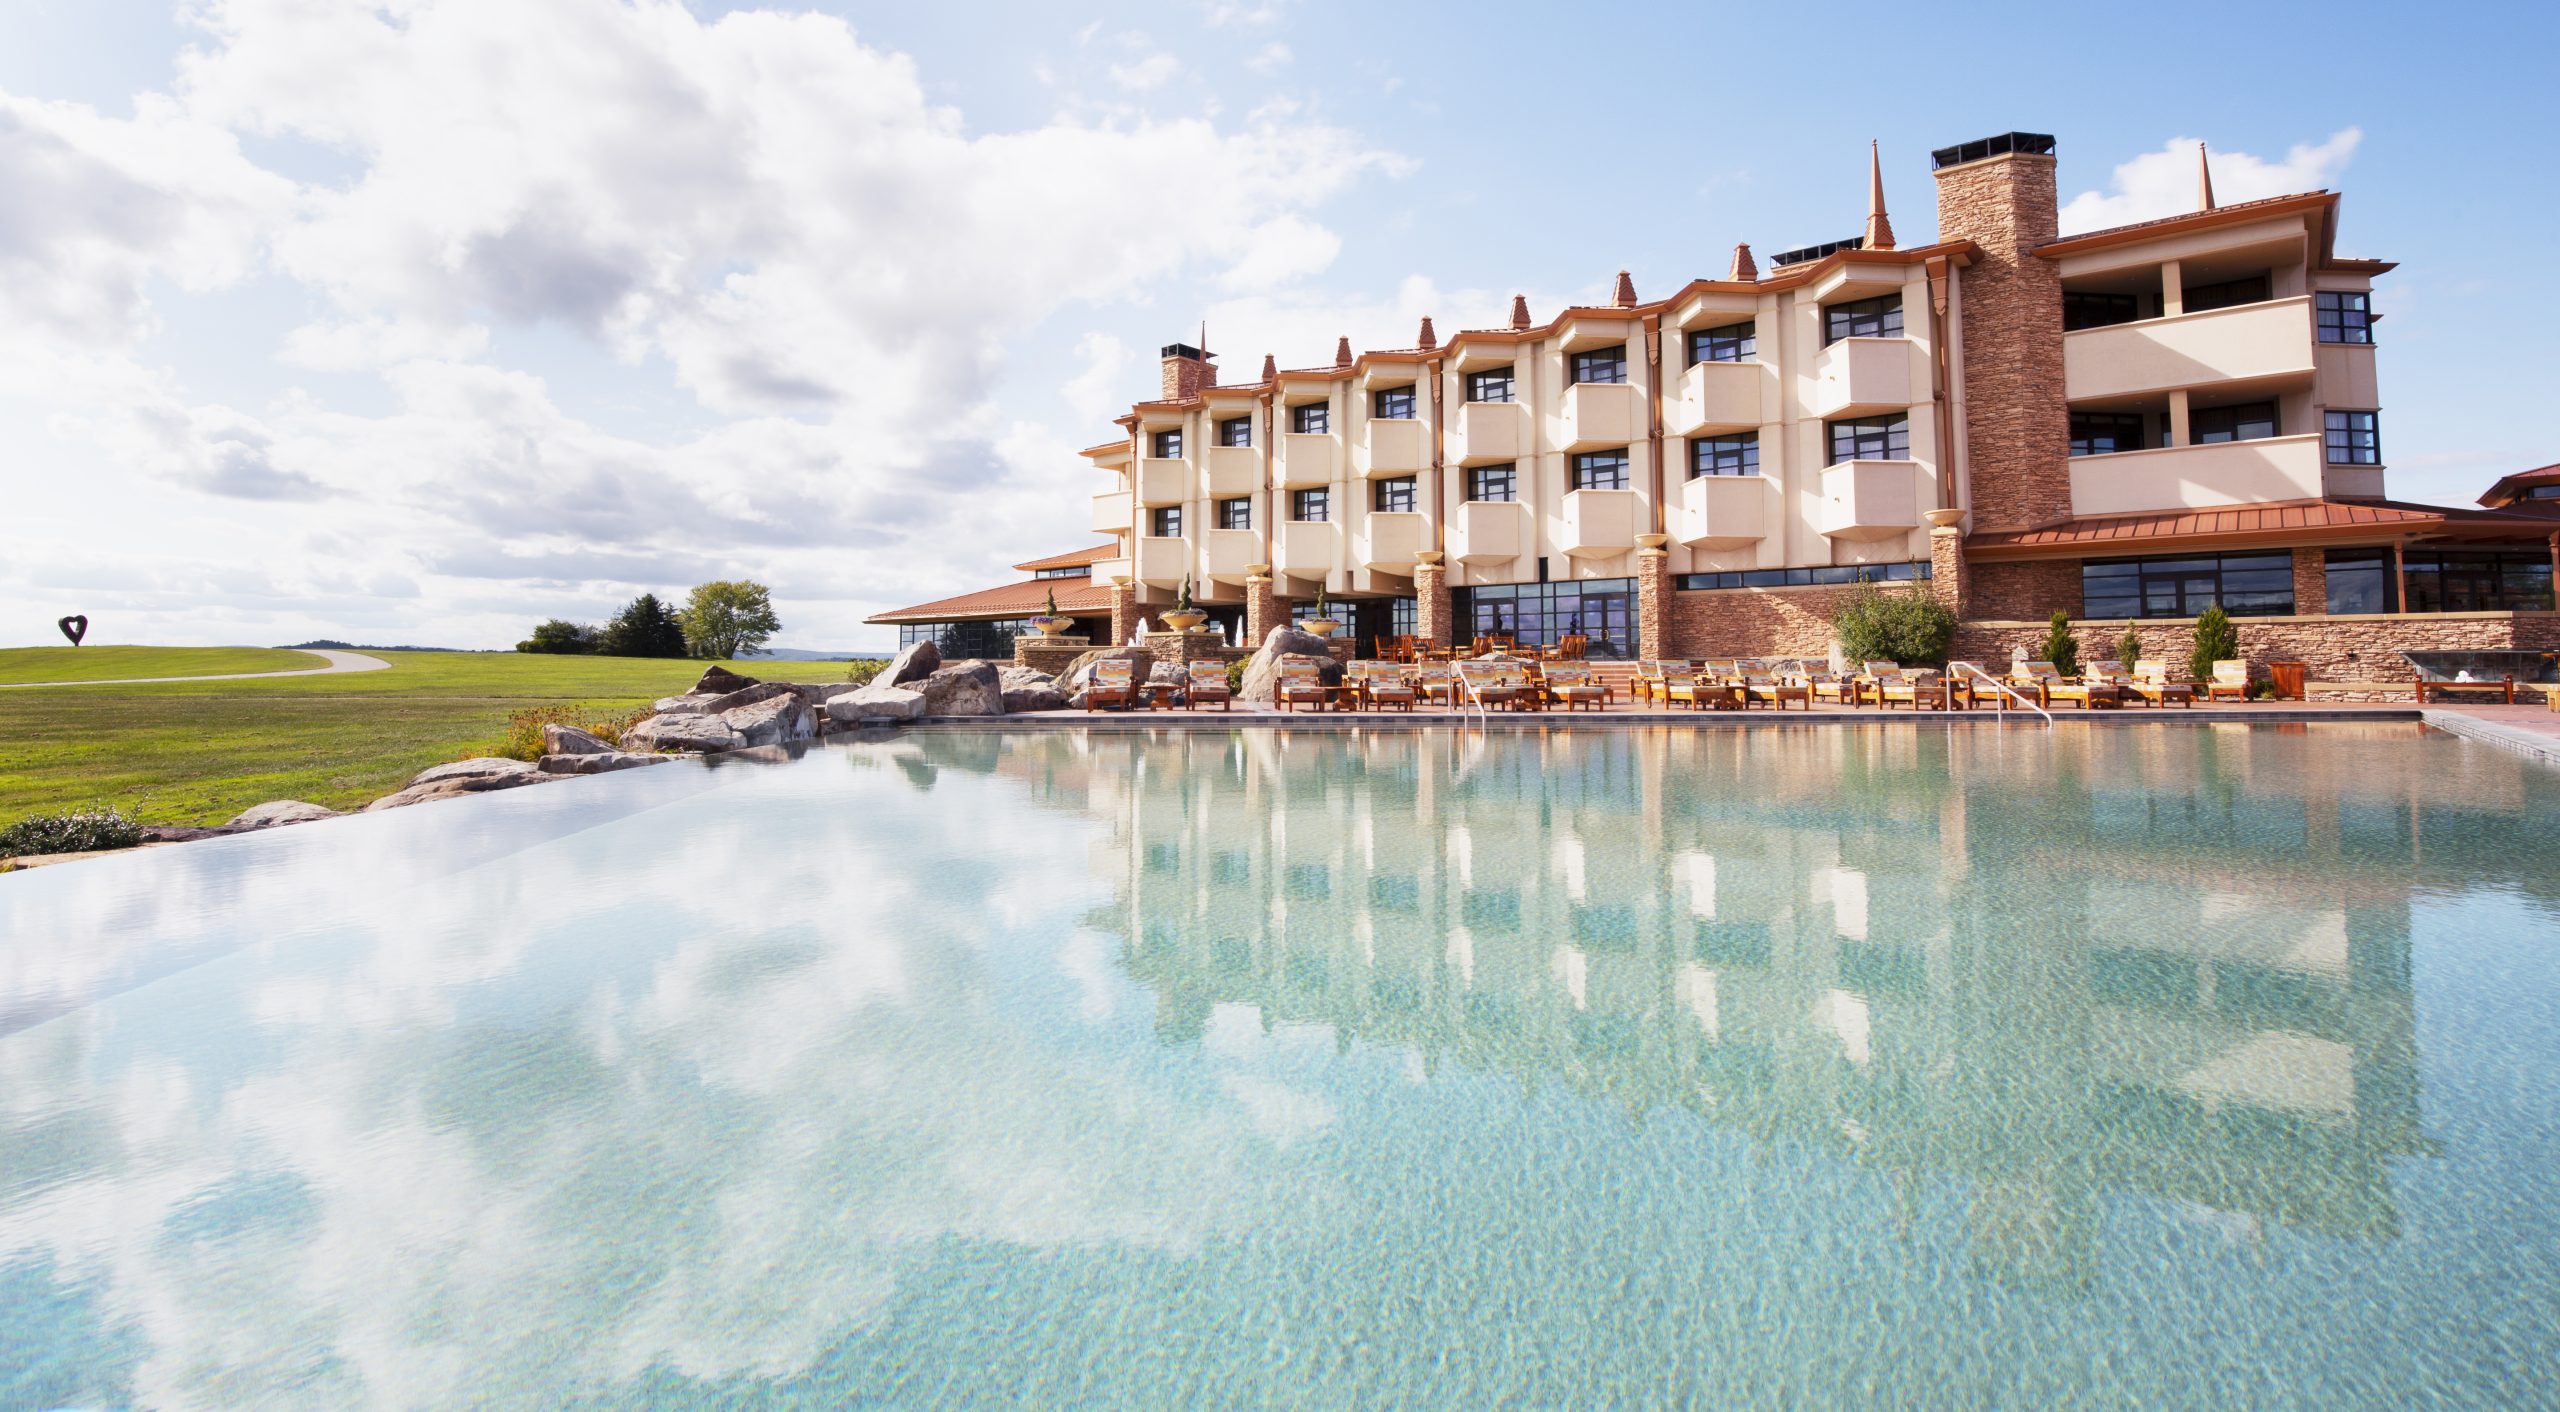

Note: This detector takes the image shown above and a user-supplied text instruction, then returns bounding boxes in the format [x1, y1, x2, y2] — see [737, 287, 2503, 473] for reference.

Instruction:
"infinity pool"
[5, 724, 2559, 1407]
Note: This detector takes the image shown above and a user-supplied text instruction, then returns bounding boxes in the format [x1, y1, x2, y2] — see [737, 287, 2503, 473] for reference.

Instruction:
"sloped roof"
[1013, 543, 1118, 573]
[866, 575, 1113, 626]
[1968, 499, 2443, 558]
[2479, 463, 2560, 507]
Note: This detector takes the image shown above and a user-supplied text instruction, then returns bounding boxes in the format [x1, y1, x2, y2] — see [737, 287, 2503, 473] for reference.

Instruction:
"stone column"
[1925, 509, 1967, 618]
[1242, 569, 1280, 648]
[1635, 538, 1672, 661]
[1414, 554, 1453, 647]
[2291, 547, 2328, 616]
[1108, 580, 1137, 647]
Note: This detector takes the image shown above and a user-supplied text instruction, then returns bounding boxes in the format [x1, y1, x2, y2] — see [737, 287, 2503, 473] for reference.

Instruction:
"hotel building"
[878, 130, 2558, 682]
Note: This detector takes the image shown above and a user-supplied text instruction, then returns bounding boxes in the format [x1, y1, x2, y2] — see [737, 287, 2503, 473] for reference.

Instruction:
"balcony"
[1671, 359, 1763, 438]
[1135, 535, 1188, 588]
[1808, 337, 1915, 420]
[1450, 401, 1528, 465]
[1557, 381, 1641, 452]
[1206, 445, 1260, 498]
[1362, 417, 1427, 476]
[1089, 555, 1131, 585]
[1818, 459, 1921, 541]
[1277, 432, 1336, 489]
[1360, 511, 1426, 570]
[1450, 500, 1531, 564]
[1274, 519, 1339, 578]
[2063, 297, 2316, 402]
[1673, 475, 1769, 550]
[1089, 491, 1130, 536]
[1205, 527, 1261, 584]
[1558, 488, 1641, 559]
[2066, 433, 2324, 518]
[1136, 457, 1190, 507]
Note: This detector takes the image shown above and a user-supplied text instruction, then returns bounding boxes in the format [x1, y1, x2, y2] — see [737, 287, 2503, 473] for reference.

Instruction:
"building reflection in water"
[915, 722, 2545, 1293]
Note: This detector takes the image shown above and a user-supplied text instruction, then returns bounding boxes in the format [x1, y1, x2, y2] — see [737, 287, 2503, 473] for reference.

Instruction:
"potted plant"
[1031, 587, 1076, 636]
[1161, 574, 1208, 633]
[1299, 588, 1341, 639]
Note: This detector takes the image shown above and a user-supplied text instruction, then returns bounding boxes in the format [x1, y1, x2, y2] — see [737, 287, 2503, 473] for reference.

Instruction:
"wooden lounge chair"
[2083, 661, 2137, 709]
[1806, 668, 1860, 708]
[1661, 663, 1707, 710]
[1410, 662, 1456, 707]
[2007, 660, 2062, 708]
[1740, 665, 1808, 710]
[1500, 663, 1546, 711]
[1945, 661, 2005, 710]
[2206, 660, 2252, 702]
[2128, 659, 2196, 707]
[1454, 661, 1516, 710]
[1185, 659, 1232, 711]
[1877, 668, 1945, 710]
[1276, 659, 1328, 712]
[1086, 658, 1136, 711]
[1544, 664, 1608, 711]
[1354, 661, 1418, 711]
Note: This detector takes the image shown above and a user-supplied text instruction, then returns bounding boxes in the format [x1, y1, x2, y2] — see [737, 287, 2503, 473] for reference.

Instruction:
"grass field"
[0, 650, 783, 827]
[0, 646, 326, 685]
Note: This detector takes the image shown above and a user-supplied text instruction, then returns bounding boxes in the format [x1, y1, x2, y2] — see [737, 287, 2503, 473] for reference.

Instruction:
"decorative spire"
[1612, 269, 1638, 307]
[1260, 352, 1276, 382]
[2197, 141, 2216, 211]
[1416, 315, 1437, 351]
[1509, 294, 1531, 330]
[1862, 139, 1895, 250]
[1333, 335, 1352, 368]
[1727, 243, 1758, 282]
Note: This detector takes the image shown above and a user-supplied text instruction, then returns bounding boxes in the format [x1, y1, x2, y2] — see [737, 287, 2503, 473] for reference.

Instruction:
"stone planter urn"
[1299, 617, 1341, 638]
[1160, 609, 1208, 633]
[1030, 616, 1077, 636]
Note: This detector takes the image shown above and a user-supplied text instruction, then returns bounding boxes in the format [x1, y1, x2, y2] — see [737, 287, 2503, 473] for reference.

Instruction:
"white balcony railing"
[1277, 432, 1337, 489]
[1274, 519, 1340, 578]
[2066, 433, 2325, 518]
[1818, 459, 1922, 541]
[1671, 359, 1763, 438]
[1089, 492, 1131, 536]
[1451, 401, 1529, 465]
[2063, 296, 2317, 402]
[1362, 418, 1427, 476]
[1808, 337, 1916, 420]
[1205, 527, 1261, 584]
[1136, 457, 1190, 508]
[1360, 511, 1426, 570]
[1556, 381, 1641, 453]
[1672, 474, 1769, 549]
[1205, 445, 1260, 498]
[1449, 499, 1531, 564]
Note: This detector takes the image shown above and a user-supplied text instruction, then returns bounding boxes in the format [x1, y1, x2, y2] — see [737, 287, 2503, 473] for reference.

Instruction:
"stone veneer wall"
[1013, 639, 1093, 676]
[1935, 152, 2070, 530]
[1952, 611, 2560, 685]
[1661, 584, 1863, 660]
[1136, 630, 1248, 667]
[1967, 558, 2084, 622]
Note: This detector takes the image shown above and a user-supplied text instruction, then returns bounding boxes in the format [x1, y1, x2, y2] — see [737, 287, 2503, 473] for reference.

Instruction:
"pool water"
[5, 724, 2560, 1407]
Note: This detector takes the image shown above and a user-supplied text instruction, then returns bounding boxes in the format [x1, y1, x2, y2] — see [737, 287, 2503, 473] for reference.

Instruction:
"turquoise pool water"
[4, 724, 2559, 1407]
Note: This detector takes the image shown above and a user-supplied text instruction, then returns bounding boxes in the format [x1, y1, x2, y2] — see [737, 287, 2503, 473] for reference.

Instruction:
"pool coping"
[896, 706, 2434, 733]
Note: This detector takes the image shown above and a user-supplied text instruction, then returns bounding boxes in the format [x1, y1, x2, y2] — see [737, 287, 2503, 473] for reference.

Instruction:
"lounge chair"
[2206, 660, 2252, 702]
[1661, 663, 1707, 710]
[1544, 664, 1608, 711]
[1740, 665, 1808, 710]
[1454, 662, 1517, 710]
[2007, 660, 2062, 708]
[1410, 663, 1456, 707]
[1276, 659, 1328, 712]
[2128, 659, 2196, 708]
[1354, 661, 1418, 711]
[1499, 663, 1546, 711]
[1185, 659, 1232, 711]
[1807, 668, 1860, 708]
[2082, 660, 2136, 709]
[1877, 668, 1945, 710]
[1945, 661, 2007, 710]
[1086, 658, 1136, 711]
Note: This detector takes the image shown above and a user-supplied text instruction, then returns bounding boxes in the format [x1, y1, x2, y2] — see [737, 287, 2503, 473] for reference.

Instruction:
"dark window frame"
[1823, 295, 1904, 344]
[2062, 291, 2140, 331]
[1686, 321, 1756, 364]
[1217, 415, 1253, 447]
[2401, 548, 2556, 614]
[2324, 410, 2380, 465]
[1468, 463, 1517, 502]
[1290, 402, 1331, 435]
[1373, 477, 1418, 513]
[1217, 497, 1252, 530]
[1466, 367, 1515, 403]
[1569, 450, 1632, 491]
[2069, 410, 2147, 458]
[2183, 273, 2271, 313]
[1449, 577, 1639, 658]
[1031, 566, 1088, 581]
[1149, 505, 1183, 537]
[1150, 428, 1183, 459]
[1371, 385, 1417, 420]
[1690, 434, 1759, 478]
[1291, 487, 1330, 522]
[1827, 416, 1910, 463]
[1675, 562, 1932, 591]
[2315, 290, 2374, 344]
[1569, 344, 1628, 386]
[2191, 401, 2277, 445]
[2082, 551, 2296, 620]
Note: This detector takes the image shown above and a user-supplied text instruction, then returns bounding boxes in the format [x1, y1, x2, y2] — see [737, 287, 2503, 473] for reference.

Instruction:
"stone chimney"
[1726, 244, 1757, 282]
[1159, 341, 1215, 400]
[1259, 352, 1277, 382]
[1932, 132, 2066, 530]
[1333, 335, 1353, 368]
[1509, 294, 1531, 330]
[1612, 270, 1639, 307]
[1416, 316, 1437, 351]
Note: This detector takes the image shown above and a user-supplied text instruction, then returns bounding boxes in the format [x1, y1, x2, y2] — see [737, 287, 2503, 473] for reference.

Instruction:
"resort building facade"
[880, 130, 2559, 684]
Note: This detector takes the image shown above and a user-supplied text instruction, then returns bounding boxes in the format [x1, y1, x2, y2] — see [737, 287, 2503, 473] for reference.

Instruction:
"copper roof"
[867, 574, 1114, 626]
[1969, 497, 2558, 559]
[1012, 543, 1118, 573]
[2479, 463, 2560, 507]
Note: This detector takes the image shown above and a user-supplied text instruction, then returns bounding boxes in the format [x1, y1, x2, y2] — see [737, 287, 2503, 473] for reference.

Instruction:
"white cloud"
[1216, 212, 1340, 292]
[279, 317, 491, 372]
[2058, 128, 2363, 235]
[1107, 52, 1180, 90]
[1246, 41, 1292, 74]
[1061, 332, 1133, 425]
[1189, 0, 1295, 28]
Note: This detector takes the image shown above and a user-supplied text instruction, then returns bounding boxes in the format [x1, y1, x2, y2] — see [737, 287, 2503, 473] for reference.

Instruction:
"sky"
[2, 0, 2553, 652]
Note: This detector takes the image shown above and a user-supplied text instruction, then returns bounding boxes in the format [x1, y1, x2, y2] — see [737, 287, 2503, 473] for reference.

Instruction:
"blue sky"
[2, 0, 2551, 650]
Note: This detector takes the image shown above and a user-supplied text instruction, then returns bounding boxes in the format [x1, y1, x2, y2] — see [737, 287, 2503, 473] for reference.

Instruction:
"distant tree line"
[517, 581, 780, 661]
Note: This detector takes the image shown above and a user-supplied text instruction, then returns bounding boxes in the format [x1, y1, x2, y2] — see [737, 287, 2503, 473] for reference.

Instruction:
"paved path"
[0, 649, 392, 690]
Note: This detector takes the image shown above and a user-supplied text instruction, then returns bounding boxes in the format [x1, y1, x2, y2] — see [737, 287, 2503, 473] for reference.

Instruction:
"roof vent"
[1929, 132, 2056, 170]
[1768, 236, 1863, 268]
[1159, 342, 1213, 361]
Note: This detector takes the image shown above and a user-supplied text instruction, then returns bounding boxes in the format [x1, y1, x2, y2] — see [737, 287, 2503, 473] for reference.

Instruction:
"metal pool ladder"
[1952, 663, 2052, 726]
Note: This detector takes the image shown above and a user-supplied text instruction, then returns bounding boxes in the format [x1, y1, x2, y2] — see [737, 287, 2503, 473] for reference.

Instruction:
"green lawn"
[0, 650, 794, 827]
[0, 646, 326, 684]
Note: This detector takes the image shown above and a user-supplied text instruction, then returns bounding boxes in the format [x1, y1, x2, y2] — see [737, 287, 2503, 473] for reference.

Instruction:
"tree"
[679, 580, 781, 660]
[517, 618, 597, 654]
[2115, 628, 2144, 669]
[596, 593, 689, 658]
[1831, 578, 1957, 667]
[2190, 603, 2240, 683]
[2039, 610, 2080, 677]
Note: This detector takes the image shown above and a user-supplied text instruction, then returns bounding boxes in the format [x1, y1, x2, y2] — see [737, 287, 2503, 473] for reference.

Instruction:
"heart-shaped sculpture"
[58, 615, 87, 646]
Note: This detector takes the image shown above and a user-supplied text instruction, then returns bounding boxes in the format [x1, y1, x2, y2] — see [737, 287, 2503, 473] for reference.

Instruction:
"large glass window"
[1450, 578, 1636, 658]
[1151, 429, 1183, 458]
[2083, 552, 2295, 619]
[1373, 477, 1417, 513]
[1676, 562, 1931, 591]
[1217, 415, 1252, 447]
[2324, 548, 2395, 615]
[1467, 367, 1514, 403]
[2062, 291, 2140, 330]
[1687, 321, 1755, 364]
[2402, 549, 2555, 613]
[2191, 401, 2277, 444]
[1150, 506, 1182, 537]
[2184, 273, 2271, 313]
[1469, 464, 1517, 502]
[2069, 411, 2146, 457]
[1828, 416, 1909, 463]
[2316, 290, 2374, 344]
[1291, 402, 1330, 434]
[1217, 497, 1252, 530]
[1691, 434, 1759, 478]
[1291, 488, 1329, 521]
[1569, 450, 1630, 491]
[901, 619, 1035, 659]
[1031, 565, 1086, 581]
[1570, 345, 1627, 385]
[1372, 385, 1416, 419]
[2325, 410, 2380, 465]
[1824, 295, 1903, 344]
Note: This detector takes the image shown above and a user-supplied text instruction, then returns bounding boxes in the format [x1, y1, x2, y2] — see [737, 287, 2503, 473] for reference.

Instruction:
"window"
[2069, 411, 2146, 457]
[1150, 429, 1182, 458]
[2316, 290, 2374, 344]
[2402, 549, 2555, 613]
[2183, 273, 2270, 313]
[1150, 506, 1183, 537]
[2082, 552, 2295, 619]
[2324, 410, 2380, 465]
[1467, 367, 1515, 403]
[1374, 477, 1417, 513]
[2191, 401, 2276, 444]
[1217, 415, 1252, 447]
[1569, 344, 1627, 385]
[1450, 577, 1637, 658]
[1371, 385, 1416, 419]
[1291, 488, 1329, 521]
[1469, 463, 1517, 502]
[1217, 497, 1252, 530]
[1690, 434, 1759, 478]
[2324, 548, 2396, 615]
[1031, 565, 1087, 581]
[1824, 295, 1903, 344]
[1675, 562, 1932, 591]
[2063, 291, 2140, 330]
[1687, 321, 1755, 364]
[900, 619, 1037, 659]
[1569, 450, 1630, 491]
[1828, 416, 1909, 463]
[1291, 402, 1330, 434]
[2533, 486, 2560, 501]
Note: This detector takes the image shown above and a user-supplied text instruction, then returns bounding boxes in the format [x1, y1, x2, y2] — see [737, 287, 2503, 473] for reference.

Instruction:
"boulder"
[141, 824, 245, 842]
[651, 693, 715, 714]
[541, 723, 615, 756]
[1239, 627, 1342, 703]
[622, 712, 747, 753]
[700, 681, 801, 715]
[408, 757, 542, 788]
[1001, 681, 1067, 713]
[537, 750, 675, 776]
[227, 800, 340, 829]
[692, 665, 758, 695]
[909, 660, 1005, 717]
[721, 692, 818, 747]
[881, 640, 940, 686]
[365, 762, 550, 812]
[828, 684, 927, 723]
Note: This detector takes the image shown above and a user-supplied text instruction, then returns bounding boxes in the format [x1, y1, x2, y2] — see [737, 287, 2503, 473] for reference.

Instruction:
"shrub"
[2190, 603, 2241, 683]
[2115, 628, 2143, 668]
[596, 594, 689, 658]
[517, 619, 597, 654]
[2039, 611, 2080, 677]
[0, 806, 143, 859]
[479, 705, 650, 762]
[1832, 578, 1957, 667]
[844, 658, 889, 687]
[1227, 659, 1247, 694]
